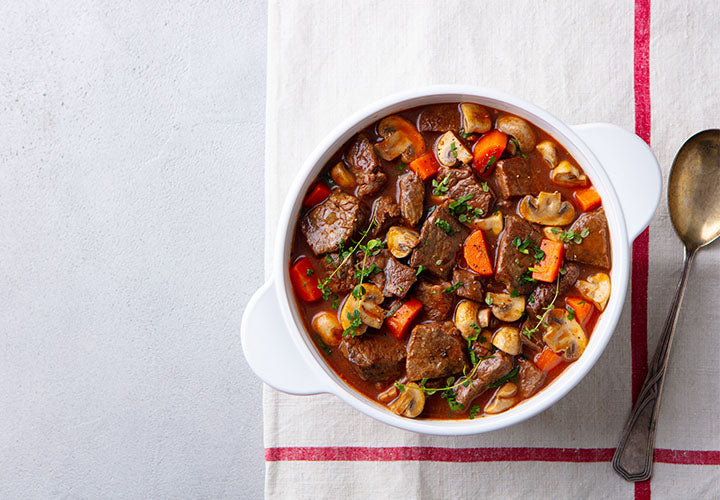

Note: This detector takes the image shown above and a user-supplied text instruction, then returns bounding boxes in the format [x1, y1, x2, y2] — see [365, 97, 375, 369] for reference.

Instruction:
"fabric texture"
[262, 1, 720, 498]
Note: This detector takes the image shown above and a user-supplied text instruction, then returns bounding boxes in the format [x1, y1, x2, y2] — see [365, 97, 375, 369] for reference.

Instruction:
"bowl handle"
[241, 279, 330, 395]
[572, 123, 662, 242]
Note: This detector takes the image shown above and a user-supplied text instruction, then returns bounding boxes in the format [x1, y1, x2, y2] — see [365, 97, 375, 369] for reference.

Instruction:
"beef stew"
[289, 103, 611, 420]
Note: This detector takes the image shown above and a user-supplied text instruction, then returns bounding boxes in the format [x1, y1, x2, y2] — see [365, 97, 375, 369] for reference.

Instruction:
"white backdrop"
[0, 1, 267, 497]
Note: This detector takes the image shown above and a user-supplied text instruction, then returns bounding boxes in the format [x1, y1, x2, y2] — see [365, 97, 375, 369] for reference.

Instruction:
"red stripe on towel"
[633, 0, 652, 498]
[265, 447, 720, 465]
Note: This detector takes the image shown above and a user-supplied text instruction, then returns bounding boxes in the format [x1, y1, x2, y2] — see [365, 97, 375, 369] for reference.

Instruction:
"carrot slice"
[385, 298, 423, 340]
[532, 239, 564, 283]
[408, 152, 440, 180]
[463, 230, 493, 276]
[574, 186, 601, 211]
[472, 130, 507, 177]
[534, 346, 563, 372]
[290, 257, 322, 302]
[566, 296, 594, 326]
[303, 182, 331, 207]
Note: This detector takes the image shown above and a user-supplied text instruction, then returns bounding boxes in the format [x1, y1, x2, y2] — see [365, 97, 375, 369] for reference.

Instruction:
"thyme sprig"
[317, 219, 376, 301]
[521, 274, 561, 339]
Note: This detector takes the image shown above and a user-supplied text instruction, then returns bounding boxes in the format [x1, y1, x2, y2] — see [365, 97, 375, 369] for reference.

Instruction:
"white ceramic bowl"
[242, 86, 661, 435]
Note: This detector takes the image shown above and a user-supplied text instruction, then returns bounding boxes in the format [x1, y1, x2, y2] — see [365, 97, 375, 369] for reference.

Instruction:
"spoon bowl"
[668, 129, 720, 250]
[614, 128, 720, 482]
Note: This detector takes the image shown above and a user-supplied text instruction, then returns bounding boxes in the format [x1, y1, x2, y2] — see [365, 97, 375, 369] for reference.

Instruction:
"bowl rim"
[272, 85, 630, 435]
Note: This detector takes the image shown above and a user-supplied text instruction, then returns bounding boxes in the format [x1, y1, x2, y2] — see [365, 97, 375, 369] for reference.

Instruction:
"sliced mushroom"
[485, 382, 519, 414]
[551, 161, 588, 187]
[460, 103, 492, 135]
[519, 191, 575, 226]
[388, 382, 425, 418]
[496, 115, 536, 153]
[543, 226, 562, 242]
[378, 377, 407, 404]
[435, 131, 472, 167]
[476, 308, 491, 328]
[375, 115, 426, 163]
[387, 226, 420, 259]
[486, 292, 525, 322]
[312, 311, 343, 346]
[576, 272, 611, 311]
[472, 210, 504, 235]
[536, 140, 558, 167]
[454, 299, 480, 339]
[339, 283, 385, 334]
[492, 326, 522, 355]
[330, 161, 356, 190]
[542, 308, 588, 360]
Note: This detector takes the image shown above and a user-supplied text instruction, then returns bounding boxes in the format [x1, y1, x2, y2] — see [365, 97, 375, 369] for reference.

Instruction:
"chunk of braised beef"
[406, 321, 467, 380]
[320, 252, 357, 294]
[397, 171, 424, 226]
[438, 165, 495, 217]
[383, 256, 417, 298]
[517, 358, 546, 398]
[526, 263, 580, 317]
[495, 157, 539, 198]
[564, 209, 611, 269]
[452, 268, 485, 302]
[413, 280, 454, 320]
[495, 215, 543, 294]
[454, 352, 513, 407]
[355, 249, 389, 290]
[301, 190, 368, 255]
[417, 104, 461, 133]
[345, 133, 388, 197]
[371, 195, 400, 236]
[409, 200, 469, 279]
[339, 333, 406, 382]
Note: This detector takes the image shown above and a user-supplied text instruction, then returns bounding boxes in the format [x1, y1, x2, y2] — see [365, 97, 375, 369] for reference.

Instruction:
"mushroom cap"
[496, 115, 536, 153]
[487, 292, 525, 322]
[311, 311, 343, 346]
[375, 116, 425, 163]
[388, 382, 426, 418]
[551, 161, 588, 187]
[330, 161, 356, 190]
[435, 131, 472, 167]
[492, 326, 522, 355]
[340, 283, 385, 333]
[577, 272, 611, 311]
[476, 308, 491, 329]
[535, 140, 558, 167]
[454, 299, 481, 339]
[519, 191, 575, 226]
[543, 226, 562, 242]
[542, 308, 588, 360]
[471, 211, 503, 235]
[460, 103, 492, 135]
[485, 382, 519, 414]
[387, 225, 420, 259]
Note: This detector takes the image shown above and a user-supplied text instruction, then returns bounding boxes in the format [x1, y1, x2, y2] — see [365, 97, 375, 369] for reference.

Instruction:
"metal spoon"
[613, 129, 720, 482]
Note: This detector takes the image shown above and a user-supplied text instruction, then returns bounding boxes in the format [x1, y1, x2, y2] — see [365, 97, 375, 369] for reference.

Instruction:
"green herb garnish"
[487, 366, 520, 388]
[435, 218, 454, 235]
[443, 282, 463, 294]
[432, 175, 450, 196]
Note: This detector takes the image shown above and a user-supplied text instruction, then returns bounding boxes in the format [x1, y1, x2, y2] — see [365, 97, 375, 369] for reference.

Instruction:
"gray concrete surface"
[0, 1, 266, 497]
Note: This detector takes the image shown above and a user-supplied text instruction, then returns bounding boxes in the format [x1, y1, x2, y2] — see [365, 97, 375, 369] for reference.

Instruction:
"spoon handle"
[612, 246, 697, 481]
